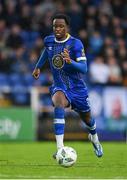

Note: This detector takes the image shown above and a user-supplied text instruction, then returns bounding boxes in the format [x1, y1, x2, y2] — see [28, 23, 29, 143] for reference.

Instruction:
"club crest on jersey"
[52, 54, 65, 69]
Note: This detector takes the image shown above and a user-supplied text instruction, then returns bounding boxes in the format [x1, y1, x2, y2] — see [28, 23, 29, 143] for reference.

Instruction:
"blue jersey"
[36, 34, 90, 112]
[42, 34, 87, 90]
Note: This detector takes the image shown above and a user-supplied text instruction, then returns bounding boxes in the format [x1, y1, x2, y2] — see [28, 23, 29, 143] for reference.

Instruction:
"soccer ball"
[56, 146, 77, 167]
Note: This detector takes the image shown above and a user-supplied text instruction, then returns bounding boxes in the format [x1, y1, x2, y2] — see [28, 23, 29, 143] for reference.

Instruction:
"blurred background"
[0, 0, 127, 142]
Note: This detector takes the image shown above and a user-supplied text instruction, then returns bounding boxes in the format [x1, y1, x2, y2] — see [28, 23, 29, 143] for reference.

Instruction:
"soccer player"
[32, 14, 103, 157]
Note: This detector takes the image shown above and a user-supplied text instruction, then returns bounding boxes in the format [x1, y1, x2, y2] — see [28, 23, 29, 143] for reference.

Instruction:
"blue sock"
[85, 118, 97, 135]
[54, 107, 65, 135]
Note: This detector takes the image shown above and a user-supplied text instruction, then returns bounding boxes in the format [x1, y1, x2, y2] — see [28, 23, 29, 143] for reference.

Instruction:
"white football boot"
[88, 133, 103, 157]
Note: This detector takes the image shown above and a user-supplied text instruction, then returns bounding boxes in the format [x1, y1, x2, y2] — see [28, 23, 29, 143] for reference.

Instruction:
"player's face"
[53, 19, 68, 40]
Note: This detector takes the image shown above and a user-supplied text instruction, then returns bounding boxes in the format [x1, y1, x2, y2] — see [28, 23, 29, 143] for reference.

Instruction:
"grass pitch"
[0, 141, 127, 179]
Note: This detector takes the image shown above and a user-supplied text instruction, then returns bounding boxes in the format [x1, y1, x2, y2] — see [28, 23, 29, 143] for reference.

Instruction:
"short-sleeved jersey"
[44, 34, 87, 90]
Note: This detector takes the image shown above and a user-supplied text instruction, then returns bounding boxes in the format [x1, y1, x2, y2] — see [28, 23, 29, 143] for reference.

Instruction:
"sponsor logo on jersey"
[48, 47, 52, 50]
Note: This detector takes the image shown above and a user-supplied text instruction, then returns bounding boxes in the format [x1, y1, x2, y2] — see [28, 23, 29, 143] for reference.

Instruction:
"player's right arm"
[62, 39, 87, 74]
[32, 48, 48, 79]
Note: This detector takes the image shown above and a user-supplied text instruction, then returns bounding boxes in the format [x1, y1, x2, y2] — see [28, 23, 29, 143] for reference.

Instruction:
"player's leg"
[79, 111, 103, 157]
[52, 91, 69, 151]
[70, 87, 103, 157]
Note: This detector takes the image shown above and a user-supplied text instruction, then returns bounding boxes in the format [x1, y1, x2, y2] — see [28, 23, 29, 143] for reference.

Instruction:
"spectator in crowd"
[89, 56, 110, 84]
[89, 31, 103, 55]
[10, 46, 29, 74]
[6, 24, 24, 49]
[121, 61, 127, 86]
[68, 0, 84, 36]
[107, 57, 122, 84]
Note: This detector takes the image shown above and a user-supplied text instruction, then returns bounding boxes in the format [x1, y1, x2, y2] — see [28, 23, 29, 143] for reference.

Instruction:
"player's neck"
[55, 33, 70, 43]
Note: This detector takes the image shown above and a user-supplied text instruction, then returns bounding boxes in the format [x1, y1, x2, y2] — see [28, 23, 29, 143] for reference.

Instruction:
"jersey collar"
[54, 33, 70, 43]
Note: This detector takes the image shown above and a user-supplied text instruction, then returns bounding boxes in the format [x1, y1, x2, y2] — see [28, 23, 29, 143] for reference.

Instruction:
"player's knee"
[53, 97, 67, 108]
[52, 91, 68, 108]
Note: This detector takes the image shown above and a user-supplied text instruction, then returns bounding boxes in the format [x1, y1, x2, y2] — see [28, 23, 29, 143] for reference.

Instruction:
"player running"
[32, 14, 103, 158]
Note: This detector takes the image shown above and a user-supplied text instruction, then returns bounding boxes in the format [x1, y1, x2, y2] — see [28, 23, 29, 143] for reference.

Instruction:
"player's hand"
[32, 68, 40, 79]
[61, 48, 71, 64]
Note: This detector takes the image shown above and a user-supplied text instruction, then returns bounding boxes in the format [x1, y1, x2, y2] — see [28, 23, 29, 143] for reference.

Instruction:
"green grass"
[0, 141, 127, 179]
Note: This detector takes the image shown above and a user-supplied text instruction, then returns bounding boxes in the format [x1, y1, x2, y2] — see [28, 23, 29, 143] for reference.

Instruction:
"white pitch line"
[0, 174, 126, 180]
[0, 174, 42, 179]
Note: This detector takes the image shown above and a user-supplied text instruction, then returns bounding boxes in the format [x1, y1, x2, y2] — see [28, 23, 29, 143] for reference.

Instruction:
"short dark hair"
[52, 14, 70, 26]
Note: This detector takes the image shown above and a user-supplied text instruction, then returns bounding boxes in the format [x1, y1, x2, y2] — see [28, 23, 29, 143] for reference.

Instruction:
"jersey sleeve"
[35, 48, 48, 69]
[73, 39, 87, 62]
[35, 36, 48, 69]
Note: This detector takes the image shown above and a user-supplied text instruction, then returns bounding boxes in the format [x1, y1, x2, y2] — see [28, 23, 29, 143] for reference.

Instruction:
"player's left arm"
[62, 40, 87, 74]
